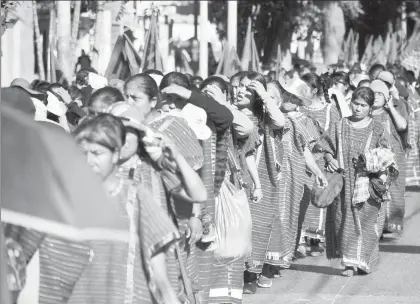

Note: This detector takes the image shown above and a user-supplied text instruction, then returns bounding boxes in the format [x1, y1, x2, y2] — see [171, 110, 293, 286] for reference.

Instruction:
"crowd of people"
[2, 58, 420, 304]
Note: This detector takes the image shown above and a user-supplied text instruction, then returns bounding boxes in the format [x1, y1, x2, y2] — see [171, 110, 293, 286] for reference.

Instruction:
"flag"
[104, 34, 142, 81]
[216, 40, 241, 77]
[140, 13, 164, 72]
[240, 18, 262, 73]
[388, 33, 398, 64]
[361, 35, 374, 66]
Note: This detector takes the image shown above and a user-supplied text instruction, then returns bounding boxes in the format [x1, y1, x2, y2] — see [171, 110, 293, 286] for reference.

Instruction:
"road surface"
[243, 187, 420, 304]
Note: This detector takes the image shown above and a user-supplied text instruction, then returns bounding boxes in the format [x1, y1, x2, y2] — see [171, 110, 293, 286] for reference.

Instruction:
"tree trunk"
[57, 1, 72, 80]
[92, 0, 105, 73]
[71, 0, 82, 67]
[33, 0, 45, 80]
[321, 1, 346, 65]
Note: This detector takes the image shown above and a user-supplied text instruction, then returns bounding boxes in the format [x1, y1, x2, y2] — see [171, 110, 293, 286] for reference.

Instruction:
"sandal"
[341, 267, 355, 277]
[257, 275, 273, 288]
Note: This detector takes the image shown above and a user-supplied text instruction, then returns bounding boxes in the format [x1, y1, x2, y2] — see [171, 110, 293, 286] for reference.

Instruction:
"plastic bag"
[214, 179, 252, 259]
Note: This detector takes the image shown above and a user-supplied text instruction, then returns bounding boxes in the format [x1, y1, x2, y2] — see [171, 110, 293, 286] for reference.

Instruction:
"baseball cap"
[376, 71, 394, 87]
[10, 78, 43, 96]
[46, 91, 67, 116]
[370, 80, 390, 100]
[105, 102, 148, 133]
[283, 77, 313, 106]
[181, 104, 212, 140]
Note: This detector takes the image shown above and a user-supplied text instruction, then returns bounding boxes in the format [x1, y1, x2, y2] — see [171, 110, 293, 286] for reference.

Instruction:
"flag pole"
[199, 1, 208, 78]
[228, 1, 237, 50]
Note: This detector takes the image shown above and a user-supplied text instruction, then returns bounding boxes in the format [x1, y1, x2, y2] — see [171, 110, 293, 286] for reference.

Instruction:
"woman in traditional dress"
[235, 72, 286, 292]
[370, 80, 408, 234]
[262, 79, 326, 280]
[198, 76, 254, 304]
[317, 87, 392, 276]
[159, 72, 234, 304]
[298, 73, 341, 256]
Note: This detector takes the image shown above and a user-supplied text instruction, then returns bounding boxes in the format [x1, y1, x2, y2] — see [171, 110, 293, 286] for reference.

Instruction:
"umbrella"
[0, 105, 129, 243]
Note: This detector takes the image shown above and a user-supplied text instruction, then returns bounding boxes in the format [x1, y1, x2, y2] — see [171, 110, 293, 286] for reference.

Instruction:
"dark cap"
[1, 86, 36, 118]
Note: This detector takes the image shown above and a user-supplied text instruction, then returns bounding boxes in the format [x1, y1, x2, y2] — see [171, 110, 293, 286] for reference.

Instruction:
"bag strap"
[337, 120, 344, 169]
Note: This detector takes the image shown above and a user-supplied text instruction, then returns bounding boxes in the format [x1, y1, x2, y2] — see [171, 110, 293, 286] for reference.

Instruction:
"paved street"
[243, 187, 420, 304]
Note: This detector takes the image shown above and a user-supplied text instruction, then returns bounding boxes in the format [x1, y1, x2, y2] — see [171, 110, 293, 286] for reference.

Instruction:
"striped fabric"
[244, 113, 285, 272]
[195, 122, 217, 304]
[208, 257, 245, 304]
[4, 224, 45, 263]
[265, 114, 317, 267]
[299, 104, 341, 241]
[68, 181, 179, 304]
[319, 119, 387, 272]
[148, 113, 204, 171]
[406, 116, 420, 187]
[372, 112, 406, 232]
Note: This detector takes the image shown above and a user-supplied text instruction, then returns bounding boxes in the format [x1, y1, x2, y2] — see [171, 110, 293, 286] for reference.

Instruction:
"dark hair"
[268, 71, 276, 80]
[331, 71, 351, 88]
[125, 73, 160, 101]
[184, 73, 193, 83]
[241, 71, 267, 89]
[230, 71, 247, 83]
[68, 85, 83, 101]
[351, 86, 375, 106]
[357, 79, 371, 88]
[301, 72, 322, 97]
[88, 86, 124, 107]
[199, 76, 228, 93]
[369, 64, 385, 80]
[404, 70, 415, 84]
[31, 80, 51, 93]
[144, 69, 164, 76]
[76, 69, 91, 87]
[159, 72, 191, 90]
[240, 71, 267, 120]
[73, 113, 126, 152]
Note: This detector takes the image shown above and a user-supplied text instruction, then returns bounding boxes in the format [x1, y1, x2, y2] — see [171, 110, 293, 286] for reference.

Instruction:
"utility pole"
[199, 1, 208, 79]
[227, 0, 237, 49]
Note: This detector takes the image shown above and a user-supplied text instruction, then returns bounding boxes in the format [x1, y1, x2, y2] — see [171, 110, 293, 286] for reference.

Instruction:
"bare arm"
[245, 154, 261, 189]
[304, 147, 328, 187]
[388, 106, 408, 132]
[263, 96, 286, 129]
[150, 252, 181, 304]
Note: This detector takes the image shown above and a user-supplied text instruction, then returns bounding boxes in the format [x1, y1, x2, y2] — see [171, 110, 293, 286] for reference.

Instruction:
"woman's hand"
[158, 133, 182, 162]
[161, 84, 192, 100]
[54, 88, 72, 105]
[326, 158, 339, 172]
[248, 81, 268, 101]
[315, 171, 328, 188]
[186, 217, 203, 245]
[204, 84, 226, 105]
[252, 187, 263, 203]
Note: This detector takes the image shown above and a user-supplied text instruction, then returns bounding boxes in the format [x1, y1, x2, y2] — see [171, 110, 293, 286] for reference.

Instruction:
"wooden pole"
[228, 0, 237, 50]
[199, 1, 208, 79]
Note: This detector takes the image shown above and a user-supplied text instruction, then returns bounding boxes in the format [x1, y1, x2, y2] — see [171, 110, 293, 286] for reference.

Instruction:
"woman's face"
[119, 129, 139, 162]
[333, 82, 348, 94]
[350, 97, 371, 120]
[231, 77, 241, 102]
[237, 77, 255, 108]
[373, 91, 386, 109]
[79, 141, 119, 180]
[125, 81, 156, 117]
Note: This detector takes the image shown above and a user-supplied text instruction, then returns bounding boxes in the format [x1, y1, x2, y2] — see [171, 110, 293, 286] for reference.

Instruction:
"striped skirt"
[265, 154, 306, 267]
[406, 119, 420, 187]
[341, 199, 385, 273]
[246, 150, 281, 272]
[208, 257, 245, 304]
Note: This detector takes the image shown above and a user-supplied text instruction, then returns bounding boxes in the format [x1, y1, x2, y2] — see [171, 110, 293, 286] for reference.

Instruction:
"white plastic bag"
[214, 179, 252, 259]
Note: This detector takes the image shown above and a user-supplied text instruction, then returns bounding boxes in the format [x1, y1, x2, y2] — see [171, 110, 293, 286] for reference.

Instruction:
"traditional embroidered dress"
[67, 175, 180, 304]
[264, 112, 317, 267]
[406, 91, 420, 187]
[299, 103, 340, 241]
[148, 112, 204, 293]
[208, 124, 251, 304]
[244, 110, 285, 272]
[319, 118, 389, 272]
[372, 105, 408, 232]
